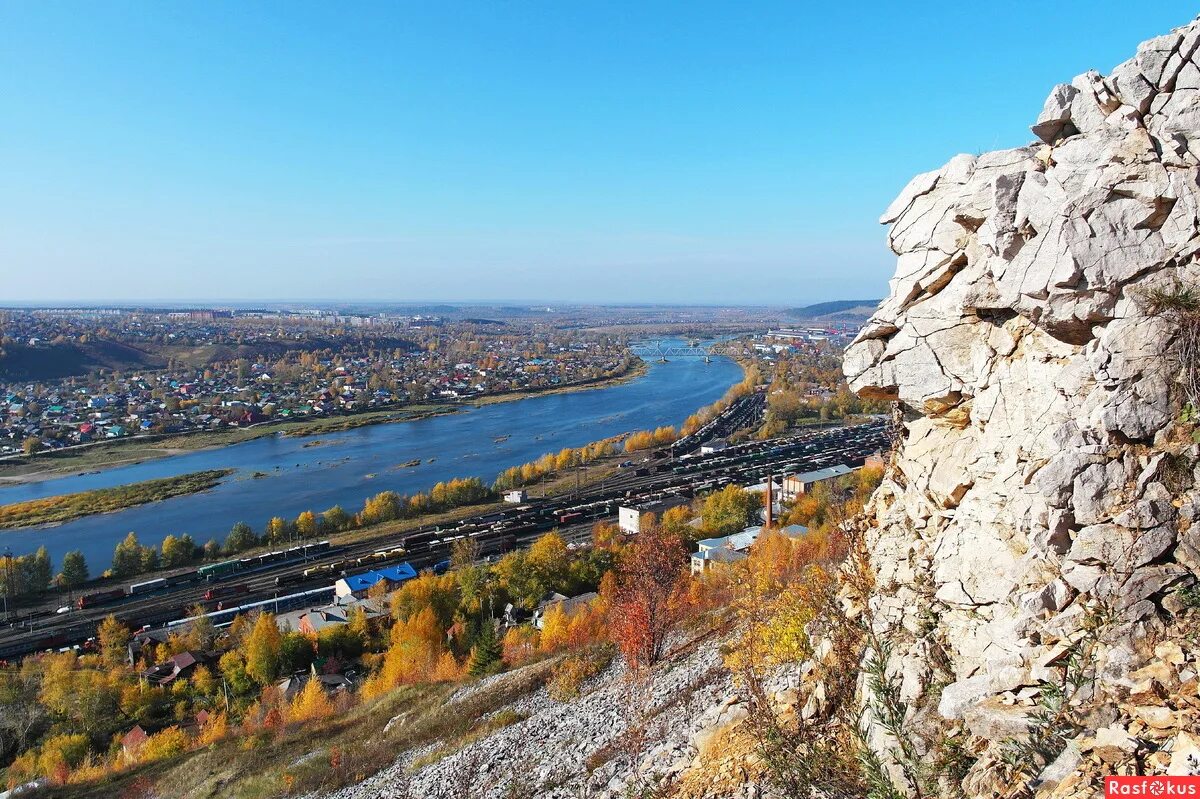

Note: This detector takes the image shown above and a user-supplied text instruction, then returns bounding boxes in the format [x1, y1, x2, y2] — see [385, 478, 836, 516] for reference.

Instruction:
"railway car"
[128, 578, 167, 595]
[164, 569, 201, 587]
[0, 632, 68, 660]
[558, 512, 584, 525]
[474, 534, 517, 557]
[76, 588, 125, 609]
[202, 583, 250, 602]
[274, 572, 307, 588]
[198, 560, 241, 581]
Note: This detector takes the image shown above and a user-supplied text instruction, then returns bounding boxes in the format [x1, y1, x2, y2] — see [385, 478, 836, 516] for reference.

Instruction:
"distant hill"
[0, 336, 418, 381]
[0, 340, 167, 381]
[788, 299, 881, 321]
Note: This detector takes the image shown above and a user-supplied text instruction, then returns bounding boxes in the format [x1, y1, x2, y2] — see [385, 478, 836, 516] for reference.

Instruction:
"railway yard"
[0, 399, 886, 662]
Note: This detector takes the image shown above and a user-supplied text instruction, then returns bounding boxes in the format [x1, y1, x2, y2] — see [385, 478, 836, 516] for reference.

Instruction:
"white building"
[618, 496, 690, 535]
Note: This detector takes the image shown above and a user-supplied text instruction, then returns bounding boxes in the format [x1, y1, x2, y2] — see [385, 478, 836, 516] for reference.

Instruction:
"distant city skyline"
[1, 2, 1191, 304]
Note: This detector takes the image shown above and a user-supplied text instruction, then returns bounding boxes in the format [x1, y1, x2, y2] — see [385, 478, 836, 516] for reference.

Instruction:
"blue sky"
[0, 2, 1191, 305]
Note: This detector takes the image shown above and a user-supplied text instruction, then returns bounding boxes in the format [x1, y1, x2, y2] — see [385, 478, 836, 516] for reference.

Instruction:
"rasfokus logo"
[1106, 777, 1200, 796]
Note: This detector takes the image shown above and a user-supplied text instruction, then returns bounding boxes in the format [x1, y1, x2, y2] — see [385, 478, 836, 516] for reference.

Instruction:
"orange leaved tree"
[604, 525, 687, 671]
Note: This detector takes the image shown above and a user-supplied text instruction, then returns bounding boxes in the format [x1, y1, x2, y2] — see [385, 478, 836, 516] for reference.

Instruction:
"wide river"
[0, 353, 742, 568]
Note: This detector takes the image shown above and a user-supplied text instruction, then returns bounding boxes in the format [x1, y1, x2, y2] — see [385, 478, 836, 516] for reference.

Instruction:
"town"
[0, 308, 642, 459]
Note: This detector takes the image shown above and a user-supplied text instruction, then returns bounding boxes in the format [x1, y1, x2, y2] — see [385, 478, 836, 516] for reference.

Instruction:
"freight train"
[72, 540, 337, 609]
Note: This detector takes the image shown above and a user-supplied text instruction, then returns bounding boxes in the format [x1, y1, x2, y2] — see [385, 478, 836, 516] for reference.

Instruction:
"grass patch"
[1141, 281, 1200, 412]
[547, 646, 615, 702]
[0, 469, 234, 528]
[59, 660, 562, 799]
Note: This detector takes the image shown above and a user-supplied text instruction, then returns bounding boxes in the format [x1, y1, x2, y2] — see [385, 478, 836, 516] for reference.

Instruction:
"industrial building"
[618, 496, 690, 535]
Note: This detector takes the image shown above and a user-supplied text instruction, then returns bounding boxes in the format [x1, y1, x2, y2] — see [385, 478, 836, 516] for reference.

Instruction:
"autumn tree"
[701, 485, 762, 536]
[527, 531, 570, 590]
[592, 521, 624, 551]
[160, 534, 196, 568]
[389, 571, 459, 628]
[290, 678, 334, 723]
[0, 660, 46, 760]
[361, 491, 401, 525]
[98, 614, 131, 668]
[322, 505, 350, 532]
[24, 547, 52, 593]
[366, 606, 445, 696]
[493, 551, 546, 610]
[184, 604, 217, 651]
[451, 538, 489, 615]
[266, 516, 290, 544]
[660, 505, 696, 542]
[624, 430, 655, 452]
[295, 510, 319, 539]
[605, 525, 687, 670]
[244, 612, 283, 686]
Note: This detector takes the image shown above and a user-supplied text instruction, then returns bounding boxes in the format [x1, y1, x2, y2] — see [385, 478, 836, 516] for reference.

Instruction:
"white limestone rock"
[844, 13, 1200, 793]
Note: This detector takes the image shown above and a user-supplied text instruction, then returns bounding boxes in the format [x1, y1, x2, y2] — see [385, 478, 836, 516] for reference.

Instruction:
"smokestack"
[765, 472, 773, 529]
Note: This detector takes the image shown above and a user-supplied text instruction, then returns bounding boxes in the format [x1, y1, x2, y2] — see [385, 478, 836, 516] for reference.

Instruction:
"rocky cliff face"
[844, 15, 1200, 794]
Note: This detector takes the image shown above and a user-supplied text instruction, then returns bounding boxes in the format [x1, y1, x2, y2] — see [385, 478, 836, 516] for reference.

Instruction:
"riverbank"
[0, 361, 647, 487]
[0, 407, 454, 486]
[469, 359, 648, 407]
[0, 468, 234, 529]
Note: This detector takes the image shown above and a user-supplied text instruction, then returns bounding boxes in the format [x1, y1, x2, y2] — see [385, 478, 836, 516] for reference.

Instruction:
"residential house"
[690, 524, 808, 574]
[780, 464, 856, 500]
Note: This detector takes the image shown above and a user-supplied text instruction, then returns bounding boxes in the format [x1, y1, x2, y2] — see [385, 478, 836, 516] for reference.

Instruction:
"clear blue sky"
[0, 2, 1191, 306]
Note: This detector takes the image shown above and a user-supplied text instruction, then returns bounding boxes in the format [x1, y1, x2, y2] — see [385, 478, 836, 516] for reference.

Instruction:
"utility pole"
[765, 473, 774, 529]
[2, 549, 12, 623]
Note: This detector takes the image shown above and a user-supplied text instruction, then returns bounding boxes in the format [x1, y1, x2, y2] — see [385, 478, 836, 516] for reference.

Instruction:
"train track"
[0, 417, 886, 660]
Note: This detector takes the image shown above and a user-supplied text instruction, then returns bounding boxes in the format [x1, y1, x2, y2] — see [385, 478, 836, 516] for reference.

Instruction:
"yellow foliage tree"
[289, 678, 335, 723]
[501, 626, 540, 666]
[539, 603, 570, 652]
[295, 510, 319, 538]
[373, 606, 445, 692]
[197, 710, 230, 746]
[430, 651, 466, 682]
[138, 726, 191, 764]
[244, 612, 282, 686]
[35, 733, 90, 782]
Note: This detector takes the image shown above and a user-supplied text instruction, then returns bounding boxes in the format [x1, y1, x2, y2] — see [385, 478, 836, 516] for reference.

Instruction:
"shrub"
[547, 648, 613, 702]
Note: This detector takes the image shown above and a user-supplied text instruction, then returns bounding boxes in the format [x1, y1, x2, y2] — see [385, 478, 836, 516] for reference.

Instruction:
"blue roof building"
[334, 562, 418, 599]
[691, 524, 808, 574]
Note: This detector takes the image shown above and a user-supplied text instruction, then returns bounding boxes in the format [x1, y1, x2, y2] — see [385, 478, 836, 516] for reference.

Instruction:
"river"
[0, 352, 742, 568]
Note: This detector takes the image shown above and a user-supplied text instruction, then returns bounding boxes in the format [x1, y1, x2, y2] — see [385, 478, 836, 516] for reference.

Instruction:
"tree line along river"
[0, 351, 743, 568]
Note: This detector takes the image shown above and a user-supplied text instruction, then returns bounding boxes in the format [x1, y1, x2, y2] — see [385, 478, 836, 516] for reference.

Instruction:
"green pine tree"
[468, 620, 503, 677]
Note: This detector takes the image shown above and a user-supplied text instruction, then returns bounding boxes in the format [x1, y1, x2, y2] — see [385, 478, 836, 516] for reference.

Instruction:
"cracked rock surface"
[845, 14, 1200, 795]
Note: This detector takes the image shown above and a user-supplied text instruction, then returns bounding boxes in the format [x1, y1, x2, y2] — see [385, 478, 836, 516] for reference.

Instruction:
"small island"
[0, 468, 234, 529]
